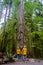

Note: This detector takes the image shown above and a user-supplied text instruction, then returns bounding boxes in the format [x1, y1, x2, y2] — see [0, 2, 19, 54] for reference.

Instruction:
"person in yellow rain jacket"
[16, 46, 21, 60]
[22, 45, 27, 61]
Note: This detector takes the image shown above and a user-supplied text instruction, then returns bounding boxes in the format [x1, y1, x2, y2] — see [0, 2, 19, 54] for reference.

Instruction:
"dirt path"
[2, 60, 43, 65]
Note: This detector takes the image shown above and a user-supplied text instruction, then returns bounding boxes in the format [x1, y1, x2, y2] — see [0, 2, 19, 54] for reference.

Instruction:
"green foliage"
[0, 0, 43, 58]
[3, 0, 12, 5]
[5, 17, 18, 54]
[31, 31, 43, 58]
[0, 14, 18, 53]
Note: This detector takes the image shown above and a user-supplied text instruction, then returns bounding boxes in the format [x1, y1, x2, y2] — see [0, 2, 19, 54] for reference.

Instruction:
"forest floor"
[1, 58, 43, 65]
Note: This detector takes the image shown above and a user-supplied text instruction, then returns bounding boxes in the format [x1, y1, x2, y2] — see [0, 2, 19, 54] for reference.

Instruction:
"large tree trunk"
[17, 0, 26, 48]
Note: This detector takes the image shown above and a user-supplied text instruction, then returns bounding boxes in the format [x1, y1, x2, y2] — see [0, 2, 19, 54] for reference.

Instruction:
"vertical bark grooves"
[17, 0, 26, 48]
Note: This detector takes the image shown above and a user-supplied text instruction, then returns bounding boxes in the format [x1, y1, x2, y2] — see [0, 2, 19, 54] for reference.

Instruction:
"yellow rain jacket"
[16, 47, 21, 54]
[22, 46, 27, 55]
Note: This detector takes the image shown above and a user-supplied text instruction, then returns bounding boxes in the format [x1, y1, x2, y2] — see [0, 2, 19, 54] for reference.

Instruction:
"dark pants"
[17, 54, 20, 60]
[23, 55, 27, 61]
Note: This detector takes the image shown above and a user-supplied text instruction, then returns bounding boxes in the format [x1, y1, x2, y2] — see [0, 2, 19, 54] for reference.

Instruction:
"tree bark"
[17, 0, 26, 48]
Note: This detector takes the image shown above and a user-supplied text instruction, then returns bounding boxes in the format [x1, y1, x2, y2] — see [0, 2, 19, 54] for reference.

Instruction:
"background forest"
[0, 0, 43, 58]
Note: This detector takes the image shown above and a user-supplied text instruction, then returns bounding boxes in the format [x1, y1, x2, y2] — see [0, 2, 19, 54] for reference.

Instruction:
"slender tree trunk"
[0, 1, 3, 21]
[7, 1, 12, 20]
[17, 0, 26, 48]
[4, 5, 8, 32]
[1, 5, 8, 52]
[29, 28, 32, 53]
[7, 5, 11, 20]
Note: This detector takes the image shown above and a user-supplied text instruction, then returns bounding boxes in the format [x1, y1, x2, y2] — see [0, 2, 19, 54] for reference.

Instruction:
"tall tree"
[17, 0, 26, 48]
